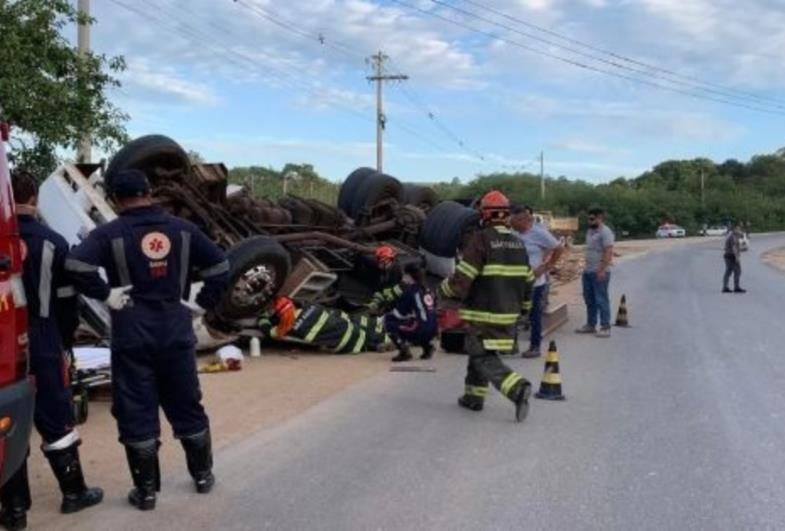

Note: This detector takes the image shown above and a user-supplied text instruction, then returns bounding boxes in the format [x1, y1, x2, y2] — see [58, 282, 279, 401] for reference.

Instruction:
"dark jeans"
[723, 254, 741, 289]
[528, 284, 547, 350]
[582, 271, 611, 329]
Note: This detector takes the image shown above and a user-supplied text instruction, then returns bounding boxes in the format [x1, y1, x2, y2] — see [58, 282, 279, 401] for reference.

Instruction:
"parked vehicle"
[739, 232, 749, 251]
[0, 115, 35, 486]
[656, 224, 686, 238]
[700, 225, 728, 237]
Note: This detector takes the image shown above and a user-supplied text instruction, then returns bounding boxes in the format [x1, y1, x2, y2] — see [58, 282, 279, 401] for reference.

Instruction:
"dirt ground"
[24, 235, 698, 527]
[761, 246, 785, 273]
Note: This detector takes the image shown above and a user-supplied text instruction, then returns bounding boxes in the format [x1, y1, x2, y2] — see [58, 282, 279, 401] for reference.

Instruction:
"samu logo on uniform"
[141, 231, 172, 278]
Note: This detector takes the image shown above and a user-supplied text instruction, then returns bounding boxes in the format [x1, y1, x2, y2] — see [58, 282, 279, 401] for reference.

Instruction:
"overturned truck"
[39, 135, 481, 347]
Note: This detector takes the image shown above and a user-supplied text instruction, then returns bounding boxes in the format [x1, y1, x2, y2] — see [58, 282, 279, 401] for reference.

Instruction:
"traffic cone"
[615, 294, 630, 327]
[535, 340, 566, 401]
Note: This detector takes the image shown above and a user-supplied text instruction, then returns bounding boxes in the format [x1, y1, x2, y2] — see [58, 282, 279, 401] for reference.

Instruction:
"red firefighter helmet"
[374, 245, 398, 267]
[479, 190, 511, 222]
[272, 296, 296, 337]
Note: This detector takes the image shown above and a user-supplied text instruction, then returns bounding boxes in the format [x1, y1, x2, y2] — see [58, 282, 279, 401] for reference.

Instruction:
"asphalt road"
[53, 235, 785, 530]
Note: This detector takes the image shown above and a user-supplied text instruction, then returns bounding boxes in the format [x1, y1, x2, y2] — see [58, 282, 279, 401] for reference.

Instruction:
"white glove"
[106, 286, 132, 310]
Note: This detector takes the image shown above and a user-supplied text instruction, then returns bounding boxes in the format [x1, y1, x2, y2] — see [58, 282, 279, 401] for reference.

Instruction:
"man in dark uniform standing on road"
[722, 224, 746, 293]
[0, 171, 103, 530]
[66, 169, 229, 511]
[439, 190, 535, 422]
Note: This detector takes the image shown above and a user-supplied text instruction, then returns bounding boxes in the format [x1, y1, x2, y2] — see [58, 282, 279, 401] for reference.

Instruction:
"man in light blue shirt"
[511, 205, 563, 358]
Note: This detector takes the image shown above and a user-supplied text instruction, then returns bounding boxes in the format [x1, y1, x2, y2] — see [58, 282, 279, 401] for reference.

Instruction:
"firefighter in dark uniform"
[250, 297, 390, 354]
[366, 245, 404, 314]
[385, 261, 438, 362]
[439, 190, 535, 422]
[65, 169, 229, 511]
[0, 172, 103, 530]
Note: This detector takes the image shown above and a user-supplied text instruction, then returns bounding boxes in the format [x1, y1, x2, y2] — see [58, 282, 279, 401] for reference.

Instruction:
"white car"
[701, 226, 728, 237]
[739, 232, 749, 251]
[656, 224, 686, 238]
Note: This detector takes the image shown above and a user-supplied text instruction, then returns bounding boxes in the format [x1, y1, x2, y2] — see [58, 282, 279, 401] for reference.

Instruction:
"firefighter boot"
[180, 430, 215, 494]
[420, 342, 435, 360]
[512, 379, 533, 423]
[44, 444, 104, 514]
[125, 440, 160, 511]
[391, 342, 413, 363]
[0, 462, 31, 530]
[457, 395, 484, 412]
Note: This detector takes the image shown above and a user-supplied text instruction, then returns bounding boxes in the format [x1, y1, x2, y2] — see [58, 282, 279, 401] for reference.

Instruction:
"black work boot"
[125, 440, 160, 511]
[391, 344, 413, 363]
[457, 395, 484, 412]
[0, 462, 31, 530]
[43, 443, 103, 514]
[512, 380, 533, 423]
[180, 430, 215, 494]
[420, 343, 434, 360]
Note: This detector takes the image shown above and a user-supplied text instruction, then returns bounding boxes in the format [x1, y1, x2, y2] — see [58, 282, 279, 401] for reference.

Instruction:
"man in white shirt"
[511, 205, 564, 358]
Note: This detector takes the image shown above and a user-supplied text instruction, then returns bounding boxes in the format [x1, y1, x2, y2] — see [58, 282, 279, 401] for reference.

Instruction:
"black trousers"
[463, 332, 524, 402]
[723, 254, 741, 289]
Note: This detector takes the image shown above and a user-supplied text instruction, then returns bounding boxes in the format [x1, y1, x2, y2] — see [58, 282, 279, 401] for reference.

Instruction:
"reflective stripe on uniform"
[495, 227, 512, 234]
[64, 258, 98, 273]
[440, 278, 455, 298]
[483, 339, 515, 351]
[458, 309, 519, 325]
[360, 315, 368, 328]
[56, 286, 76, 298]
[351, 329, 367, 354]
[335, 323, 355, 352]
[382, 285, 403, 301]
[304, 311, 330, 343]
[376, 320, 384, 333]
[456, 260, 479, 279]
[480, 264, 533, 278]
[522, 300, 533, 311]
[111, 237, 131, 286]
[500, 372, 523, 396]
[38, 240, 55, 318]
[179, 231, 192, 297]
[200, 259, 229, 278]
[465, 385, 489, 397]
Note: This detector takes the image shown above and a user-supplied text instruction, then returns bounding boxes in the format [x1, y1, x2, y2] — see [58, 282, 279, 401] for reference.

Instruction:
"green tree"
[0, 0, 127, 177]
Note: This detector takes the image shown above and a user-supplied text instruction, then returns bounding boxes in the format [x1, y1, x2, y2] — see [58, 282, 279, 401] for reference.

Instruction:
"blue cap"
[110, 169, 151, 198]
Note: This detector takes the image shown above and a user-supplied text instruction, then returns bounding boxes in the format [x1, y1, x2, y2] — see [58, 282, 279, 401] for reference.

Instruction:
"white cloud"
[121, 59, 219, 106]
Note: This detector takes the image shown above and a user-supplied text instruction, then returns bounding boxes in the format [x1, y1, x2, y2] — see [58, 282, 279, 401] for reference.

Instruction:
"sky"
[79, 0, 785, 184]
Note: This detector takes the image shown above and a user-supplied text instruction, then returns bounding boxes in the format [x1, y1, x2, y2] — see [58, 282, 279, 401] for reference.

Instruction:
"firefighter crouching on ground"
[439, 190, 536, 422]
[0, 172, 103, 530]
[65, 169, 229, 511]
[366, 245, 403, 314]
[385, 261, 438, 363]
[243, 297, 391, 354]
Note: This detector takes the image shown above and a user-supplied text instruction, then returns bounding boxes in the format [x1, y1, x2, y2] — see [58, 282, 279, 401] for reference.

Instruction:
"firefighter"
[385, 261, 438, 362]
[65, 169, 229, 511]
[0, 172, 103, 530]
[249, 297, 391, 354]
[439, 190, 535, 422]
[366, 245, 403, 314]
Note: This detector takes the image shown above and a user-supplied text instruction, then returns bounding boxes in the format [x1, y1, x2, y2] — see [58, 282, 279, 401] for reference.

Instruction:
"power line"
[389, 0, 785, 116]
[456, 0, 785, 107]
[430, 0, 785, 110]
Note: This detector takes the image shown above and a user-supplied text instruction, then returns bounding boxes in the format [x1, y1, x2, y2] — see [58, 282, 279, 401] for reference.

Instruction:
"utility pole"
[366, 51, 407, 172]
[539, 150, 545, 200]
[700, 169, 705, 208]
[77, 0, 91, 163]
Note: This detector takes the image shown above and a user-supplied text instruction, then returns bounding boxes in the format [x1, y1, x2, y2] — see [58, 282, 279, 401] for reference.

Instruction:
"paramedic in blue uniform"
[384, 261, 438, 362]
[0, 171, 103, 530]
[65, 169, 229, 511]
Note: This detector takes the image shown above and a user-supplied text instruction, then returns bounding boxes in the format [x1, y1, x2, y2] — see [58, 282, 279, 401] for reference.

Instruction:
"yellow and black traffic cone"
[535, 340, 566, 401]
[615, 294, 630, 327]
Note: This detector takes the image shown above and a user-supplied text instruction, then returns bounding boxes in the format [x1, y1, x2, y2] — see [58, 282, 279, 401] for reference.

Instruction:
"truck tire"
[338, 167, 376, 216]
[419, 201, 480, 258]
[350, 171, 403, 222]
[218, 237, 292, 319]
[104, 135, 191, 190]
[402, 184, 438, 212]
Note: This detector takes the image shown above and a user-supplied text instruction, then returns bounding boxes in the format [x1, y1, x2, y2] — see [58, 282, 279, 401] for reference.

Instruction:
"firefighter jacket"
[367, 262, 403, 312]
[258, 303, 386, 354]
[439, 224, 534, 352]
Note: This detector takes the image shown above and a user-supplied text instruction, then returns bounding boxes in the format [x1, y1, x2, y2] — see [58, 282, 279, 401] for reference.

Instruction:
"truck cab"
[0, 116, 35, 486]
